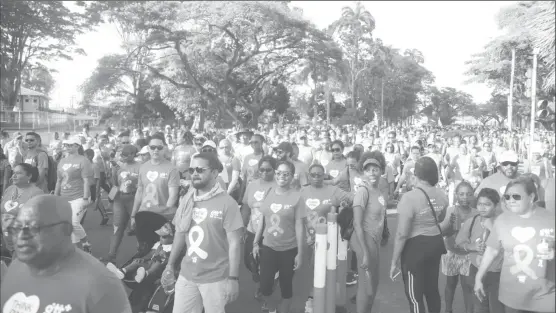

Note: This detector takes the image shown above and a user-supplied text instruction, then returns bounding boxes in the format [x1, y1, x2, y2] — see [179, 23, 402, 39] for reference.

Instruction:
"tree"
[421, 87, 475, 125]
[0, 1, 98, 108]
[465, 93, 508, 125]
[102, 1, 337, 127]
[21, 64, 56, 96]
[464, 1, 555, 106]
[329, 1, 376, 109]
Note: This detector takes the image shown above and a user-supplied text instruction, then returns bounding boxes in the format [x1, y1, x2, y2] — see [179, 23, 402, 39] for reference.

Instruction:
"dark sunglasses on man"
[188, 167, 211, 174]
[501, 161, 518, 167]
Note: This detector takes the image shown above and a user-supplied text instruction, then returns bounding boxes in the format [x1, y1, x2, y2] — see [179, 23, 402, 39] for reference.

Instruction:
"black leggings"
[401, 235, 445, 313]
[259, 245, 297, 299]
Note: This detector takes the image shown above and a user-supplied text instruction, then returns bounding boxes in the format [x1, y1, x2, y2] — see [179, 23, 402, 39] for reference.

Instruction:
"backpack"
[34, 151, 58, 192]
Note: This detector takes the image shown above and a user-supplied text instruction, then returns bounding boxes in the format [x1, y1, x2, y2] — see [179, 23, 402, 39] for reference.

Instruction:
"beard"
[192, 178, 208, 189]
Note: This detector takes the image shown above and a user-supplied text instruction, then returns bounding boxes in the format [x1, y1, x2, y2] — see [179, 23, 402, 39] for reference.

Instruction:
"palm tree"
[404, 49, 425, 65]
[329, 1, 376, 109]
[526, 1, 555, 92]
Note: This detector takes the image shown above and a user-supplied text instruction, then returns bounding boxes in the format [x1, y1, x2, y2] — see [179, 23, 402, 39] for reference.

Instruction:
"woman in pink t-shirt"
[474, 177, 555, 313]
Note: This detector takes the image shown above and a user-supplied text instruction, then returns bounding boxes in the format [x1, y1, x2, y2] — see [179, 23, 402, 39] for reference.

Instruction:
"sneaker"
[135, 267, 146, 283]
[346, 271, 358, 286]
[82, 242, 92, 254]
[304, 297, 313, 313]
[106, 262, 125, 280]
[100, 216, 109, 226]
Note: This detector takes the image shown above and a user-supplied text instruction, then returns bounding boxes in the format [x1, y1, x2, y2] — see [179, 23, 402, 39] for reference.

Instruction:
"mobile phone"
[392, 270, 401, 281]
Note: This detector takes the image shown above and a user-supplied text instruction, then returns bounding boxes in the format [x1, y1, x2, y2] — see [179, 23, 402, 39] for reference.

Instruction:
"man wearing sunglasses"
[475, 150, 520, 206]
[1, 195, 132, 313]
[22, 132, 50, 193]
[166, 153, 243, 313]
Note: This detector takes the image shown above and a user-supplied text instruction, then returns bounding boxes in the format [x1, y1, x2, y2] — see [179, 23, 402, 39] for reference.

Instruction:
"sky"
[47, 1, 515, 109]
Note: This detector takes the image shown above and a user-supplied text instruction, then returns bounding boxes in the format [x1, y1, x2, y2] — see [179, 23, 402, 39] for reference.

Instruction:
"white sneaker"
[135, 267, 146, 283]
[304, 297, 314, 313]
[106, 262, 124, 280]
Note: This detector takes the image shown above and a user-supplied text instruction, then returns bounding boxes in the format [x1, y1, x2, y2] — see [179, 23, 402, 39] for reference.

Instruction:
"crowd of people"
[0, 121, 554, 313]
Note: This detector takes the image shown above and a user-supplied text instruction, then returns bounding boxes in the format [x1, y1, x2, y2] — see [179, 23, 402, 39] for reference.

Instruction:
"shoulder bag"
[415, 186, 447, 254]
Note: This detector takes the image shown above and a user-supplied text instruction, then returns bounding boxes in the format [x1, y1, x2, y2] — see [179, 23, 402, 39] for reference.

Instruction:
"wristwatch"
[228, 276, 239, 281]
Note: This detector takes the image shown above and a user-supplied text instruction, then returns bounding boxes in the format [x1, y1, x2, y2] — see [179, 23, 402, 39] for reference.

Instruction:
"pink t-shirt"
[138, 160, 180, 217]
[179, 192, 243, 283]
[487, 209, 555, 312]
[259, 189, 305, 251]
[242, 179, 275, 233]
[300, 185, 352, 233]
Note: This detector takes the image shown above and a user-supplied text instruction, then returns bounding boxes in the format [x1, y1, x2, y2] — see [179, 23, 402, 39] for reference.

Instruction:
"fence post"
[326, 213, 338, 313]
[313, 224, 327, 313]
[336, 232, 348, 310]
[18, 111, 21, 130]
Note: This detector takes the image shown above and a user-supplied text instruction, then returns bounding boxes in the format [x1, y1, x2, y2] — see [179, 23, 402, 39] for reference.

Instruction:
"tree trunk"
[198, 98, 207, 131]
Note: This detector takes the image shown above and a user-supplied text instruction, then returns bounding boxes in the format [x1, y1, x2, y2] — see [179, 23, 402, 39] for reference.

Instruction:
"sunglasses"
[309, 172, 324, 178]
[149, 145, 164, 151]
[160, 234, 172, 239]
[63, 143, 76, 147]
[188, 167, 211, 174]
[201, 148, 215, 153]
[275, 171, 292, 177]
[258, 167, 273, 173]
[331, 148, 342, 153]
[274, 149, 285, 154]
[25, 139, 35, 142]
[501, 161, 518, 167]
[121, 141, 130, 145]
[504, 194, 522, 201]
[7, 221, 68, 237]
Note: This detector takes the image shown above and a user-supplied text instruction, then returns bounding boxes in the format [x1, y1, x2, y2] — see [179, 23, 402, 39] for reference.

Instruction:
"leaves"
[1, 0, 99, 107]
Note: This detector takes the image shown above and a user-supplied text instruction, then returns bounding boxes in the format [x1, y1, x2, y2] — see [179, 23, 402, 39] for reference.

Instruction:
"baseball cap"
[362, 158, 381, 169]
[274, 142, 293, 154]
[138, 146, 150, 155]
[14, 132, 23, 139]
[202, 140, 217, 149]
[499, 150, 519, 164]
[155, 222, 175, 237]
[62, 136, 81, 145]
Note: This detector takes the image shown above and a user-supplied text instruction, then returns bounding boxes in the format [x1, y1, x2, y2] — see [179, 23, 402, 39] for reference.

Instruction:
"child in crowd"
[442, 181, 477, 313]
[456, 188, 504, 313]
[107, 222, 174, 283]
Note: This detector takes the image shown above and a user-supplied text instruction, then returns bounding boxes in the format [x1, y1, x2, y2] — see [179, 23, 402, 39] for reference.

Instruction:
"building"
[16, 87, 49, 111]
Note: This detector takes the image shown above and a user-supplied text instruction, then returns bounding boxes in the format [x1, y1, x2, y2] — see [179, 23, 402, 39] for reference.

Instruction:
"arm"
[474, 246, 500, 283]
[55, 167, 62, 196]
[131, 185, 144, 218]
[227, 170, 240, 194]
[165, 168, 180, 209]
[36, 152, 48, 187]
[352, 188, 370, 262]
[295, 215, 305, 260]
[227, 229, 242, 278]
[390, 198, 414, 268]
[2, 165, 11, 193]
[166, 231, 187, 271]
[82, 178, 91, 199]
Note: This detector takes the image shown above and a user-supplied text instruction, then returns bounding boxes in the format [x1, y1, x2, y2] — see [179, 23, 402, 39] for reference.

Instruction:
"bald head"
[20, 195, 72, 226]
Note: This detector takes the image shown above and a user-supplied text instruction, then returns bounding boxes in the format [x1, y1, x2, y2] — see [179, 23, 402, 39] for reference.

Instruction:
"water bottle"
[161, 268, 176, 294]
[481, 228, 491, 242]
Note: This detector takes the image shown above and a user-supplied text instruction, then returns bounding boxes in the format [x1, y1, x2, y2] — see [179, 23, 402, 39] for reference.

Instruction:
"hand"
[389, 262, 401, 281]
[294, 253, 302, 271]
[252, 244, 260, 260]
[130, 217, 136, 230]
[449, 212, 457, 225]
[225, 279, 239, 303]
[474, 278, 486, 302]
[360, 253, 369, 272]
[476, 241, 486, 255]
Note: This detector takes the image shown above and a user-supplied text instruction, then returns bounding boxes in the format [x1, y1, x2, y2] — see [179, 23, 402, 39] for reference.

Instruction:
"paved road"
[84, 210, 465, 313]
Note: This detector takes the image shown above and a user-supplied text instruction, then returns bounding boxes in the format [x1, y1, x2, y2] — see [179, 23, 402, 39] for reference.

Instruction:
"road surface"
[84, 210, 465, 313]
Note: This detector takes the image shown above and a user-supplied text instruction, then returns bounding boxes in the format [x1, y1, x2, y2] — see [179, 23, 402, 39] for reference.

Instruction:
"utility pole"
[528, 48, 539, 163]
[380, 77, 384, 129]
[508, 48, 515, 130]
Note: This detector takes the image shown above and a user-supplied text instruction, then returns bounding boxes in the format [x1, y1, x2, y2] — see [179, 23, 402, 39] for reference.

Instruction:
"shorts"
[441, 251, 470, 276]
